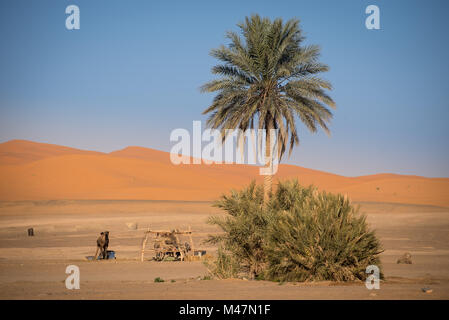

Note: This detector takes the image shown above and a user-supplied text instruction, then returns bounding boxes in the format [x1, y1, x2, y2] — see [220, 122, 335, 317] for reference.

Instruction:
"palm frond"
[202, 14, 336, 164]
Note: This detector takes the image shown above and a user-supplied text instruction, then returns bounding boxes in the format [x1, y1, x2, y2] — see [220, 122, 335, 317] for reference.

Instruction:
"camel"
[94, 231, 109, 260]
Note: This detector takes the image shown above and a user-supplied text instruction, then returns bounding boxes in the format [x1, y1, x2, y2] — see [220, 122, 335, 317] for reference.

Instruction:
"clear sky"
[1, 0, 448, 177]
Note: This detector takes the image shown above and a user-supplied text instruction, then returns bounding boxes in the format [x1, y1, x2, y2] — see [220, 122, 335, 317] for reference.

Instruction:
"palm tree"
[202, 14, 335, 201]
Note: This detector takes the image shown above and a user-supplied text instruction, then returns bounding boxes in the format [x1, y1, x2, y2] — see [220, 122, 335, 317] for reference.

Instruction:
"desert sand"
[0, 139, 448, 299]
[0, 200, 448, 299]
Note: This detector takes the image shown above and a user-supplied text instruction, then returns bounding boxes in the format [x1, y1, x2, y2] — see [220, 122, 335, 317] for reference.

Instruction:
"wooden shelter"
[140, 226, 195, 262]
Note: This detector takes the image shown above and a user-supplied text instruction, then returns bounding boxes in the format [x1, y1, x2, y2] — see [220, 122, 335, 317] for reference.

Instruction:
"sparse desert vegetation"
[206, 180, 383, 282]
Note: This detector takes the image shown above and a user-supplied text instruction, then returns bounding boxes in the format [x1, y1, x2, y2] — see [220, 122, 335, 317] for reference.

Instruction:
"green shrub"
[206, 182, 274, 278]
[266, 180, 383, 281]
[203, 246, 240, 279]
[154, 277, 165, 283]
[206, 180, 383, 282]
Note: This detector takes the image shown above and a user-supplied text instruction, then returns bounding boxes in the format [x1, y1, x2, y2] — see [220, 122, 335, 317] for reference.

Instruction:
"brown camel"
[94, 231, 109, 260]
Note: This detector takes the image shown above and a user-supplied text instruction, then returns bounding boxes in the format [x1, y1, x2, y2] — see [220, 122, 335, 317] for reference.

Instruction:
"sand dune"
[0, 140, 448, 207]
[0, 139, 103, 165]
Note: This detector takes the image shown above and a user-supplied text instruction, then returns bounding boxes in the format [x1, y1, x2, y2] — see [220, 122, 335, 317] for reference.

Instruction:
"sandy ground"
[0, 200, 448, 299]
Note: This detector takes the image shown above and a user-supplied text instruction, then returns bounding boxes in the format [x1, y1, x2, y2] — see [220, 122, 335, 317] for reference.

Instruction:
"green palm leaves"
[201, 14, 336, 163]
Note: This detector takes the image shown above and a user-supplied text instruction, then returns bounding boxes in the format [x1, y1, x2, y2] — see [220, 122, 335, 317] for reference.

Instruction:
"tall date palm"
[202, 15, 336, 200]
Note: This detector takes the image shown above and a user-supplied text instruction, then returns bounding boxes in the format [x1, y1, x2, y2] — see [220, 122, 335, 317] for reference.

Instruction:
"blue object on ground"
[97, 250, 116, 259]
[85, 250, 115, 260]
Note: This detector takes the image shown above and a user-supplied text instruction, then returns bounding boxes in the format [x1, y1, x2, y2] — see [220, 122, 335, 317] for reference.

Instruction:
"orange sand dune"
[0, 139, 103, 165]
[0, 140, 448, 207]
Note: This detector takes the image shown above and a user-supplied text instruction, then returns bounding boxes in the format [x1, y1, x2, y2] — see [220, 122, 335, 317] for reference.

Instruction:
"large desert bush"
[206, 180, 383, 282]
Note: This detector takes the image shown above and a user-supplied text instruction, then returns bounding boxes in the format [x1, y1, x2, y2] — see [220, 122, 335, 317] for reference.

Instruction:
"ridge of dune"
[0, 139, 448, 207]
[109, 146, 191, 164]
[0, 139, 103, 165]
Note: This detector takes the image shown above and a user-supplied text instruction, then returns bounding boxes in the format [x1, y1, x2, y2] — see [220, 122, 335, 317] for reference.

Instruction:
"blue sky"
[1, 0, 448, 177]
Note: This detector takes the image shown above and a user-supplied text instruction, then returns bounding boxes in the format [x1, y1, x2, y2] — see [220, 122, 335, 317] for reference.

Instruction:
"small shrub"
[202, 246, 240, 279]
[206, 180, 383, 282]
[154, 277, 165, 283]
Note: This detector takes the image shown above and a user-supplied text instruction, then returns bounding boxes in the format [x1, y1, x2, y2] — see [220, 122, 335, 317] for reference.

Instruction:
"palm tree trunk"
[263, 120, 274, 202]
[263, 171, 272, 202]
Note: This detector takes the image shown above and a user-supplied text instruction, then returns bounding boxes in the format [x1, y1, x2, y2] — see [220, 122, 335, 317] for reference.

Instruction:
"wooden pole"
[174, 230, 184, 261]
[140, 227, 150, 262]
[188, 225, 194, 256]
